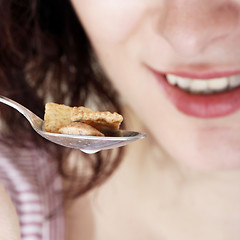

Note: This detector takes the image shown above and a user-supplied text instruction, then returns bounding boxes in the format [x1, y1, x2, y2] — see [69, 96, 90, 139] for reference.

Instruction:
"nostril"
[158, 1, 240, 57]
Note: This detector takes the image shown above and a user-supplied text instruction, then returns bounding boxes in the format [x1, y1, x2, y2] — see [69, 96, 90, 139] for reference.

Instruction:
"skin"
[71, 0, 240, 170]
[66, 0, 240, 239]
[0, 184, 20, 240]
[4, 0, 240, 239]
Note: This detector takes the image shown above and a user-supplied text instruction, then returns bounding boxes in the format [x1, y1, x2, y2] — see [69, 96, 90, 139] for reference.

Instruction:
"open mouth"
[148, 67, 240, 118]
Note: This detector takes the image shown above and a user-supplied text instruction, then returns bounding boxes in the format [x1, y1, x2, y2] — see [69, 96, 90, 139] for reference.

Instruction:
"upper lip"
[146, 65, 240, 79]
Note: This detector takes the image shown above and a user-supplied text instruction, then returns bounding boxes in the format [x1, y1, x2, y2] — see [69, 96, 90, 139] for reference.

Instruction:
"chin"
[152, 112, 240, 171]
[156, 129, 240, 171]
[173, 148, 240, 171]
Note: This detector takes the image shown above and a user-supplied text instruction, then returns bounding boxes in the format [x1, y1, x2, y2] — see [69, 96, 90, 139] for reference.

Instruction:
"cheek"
[71, 0, 147, 43]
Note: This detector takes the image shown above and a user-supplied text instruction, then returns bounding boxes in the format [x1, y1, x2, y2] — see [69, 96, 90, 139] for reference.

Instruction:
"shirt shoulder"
[0, 148, 65, 240]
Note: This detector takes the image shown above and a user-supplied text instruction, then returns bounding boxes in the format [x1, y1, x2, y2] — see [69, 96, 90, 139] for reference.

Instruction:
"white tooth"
[207, 78, 228, 92]
[166, 74, 239, 94]
[167, 74, 177, 85]
[176, 77, 191, 89]
[189, 79, 208, 93]
[229, 75, 240, 89]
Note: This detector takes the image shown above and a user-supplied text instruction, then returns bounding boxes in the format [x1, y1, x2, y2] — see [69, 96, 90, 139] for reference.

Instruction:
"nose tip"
[159, 2, 239, 57]
[162, 25, 230, 58]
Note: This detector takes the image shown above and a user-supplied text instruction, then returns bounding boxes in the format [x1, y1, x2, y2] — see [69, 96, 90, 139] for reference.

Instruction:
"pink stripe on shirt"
[0, 147, 65, 240]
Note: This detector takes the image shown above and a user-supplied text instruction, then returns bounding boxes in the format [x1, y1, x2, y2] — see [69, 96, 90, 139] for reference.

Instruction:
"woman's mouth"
[149, 68, 240, 118]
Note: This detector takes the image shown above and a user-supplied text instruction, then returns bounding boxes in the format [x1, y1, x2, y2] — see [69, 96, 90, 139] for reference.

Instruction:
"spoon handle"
[0, 95, 43, 129]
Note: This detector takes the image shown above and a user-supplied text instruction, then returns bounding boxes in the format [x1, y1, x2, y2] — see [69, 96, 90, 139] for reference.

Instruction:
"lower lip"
[150, 70, 240, 118]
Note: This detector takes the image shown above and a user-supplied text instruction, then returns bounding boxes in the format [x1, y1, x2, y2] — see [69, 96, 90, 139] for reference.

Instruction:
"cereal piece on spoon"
[71, 106, 123, 131]
[44, 102, 72, 133]
[58, 122, 104, 136]
[44, 103, 123, 136]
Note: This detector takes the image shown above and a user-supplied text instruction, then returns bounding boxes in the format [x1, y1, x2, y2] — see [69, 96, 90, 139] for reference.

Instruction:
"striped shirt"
[0, 147, 65, 240]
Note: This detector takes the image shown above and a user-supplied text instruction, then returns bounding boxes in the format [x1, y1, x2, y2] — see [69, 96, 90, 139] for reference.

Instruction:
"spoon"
[0, 95, 146, 153]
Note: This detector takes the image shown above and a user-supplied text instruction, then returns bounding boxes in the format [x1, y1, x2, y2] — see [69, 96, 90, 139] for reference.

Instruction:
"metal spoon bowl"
[0, 95, 146, 153]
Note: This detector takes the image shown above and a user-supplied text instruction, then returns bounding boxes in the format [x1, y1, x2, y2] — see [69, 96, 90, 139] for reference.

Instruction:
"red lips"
[149, 68, 240, 118]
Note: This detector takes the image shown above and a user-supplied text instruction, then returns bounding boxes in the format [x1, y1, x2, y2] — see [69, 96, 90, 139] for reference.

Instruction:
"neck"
[111, 105, 240, 239]
[112, 132, 240, 239]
